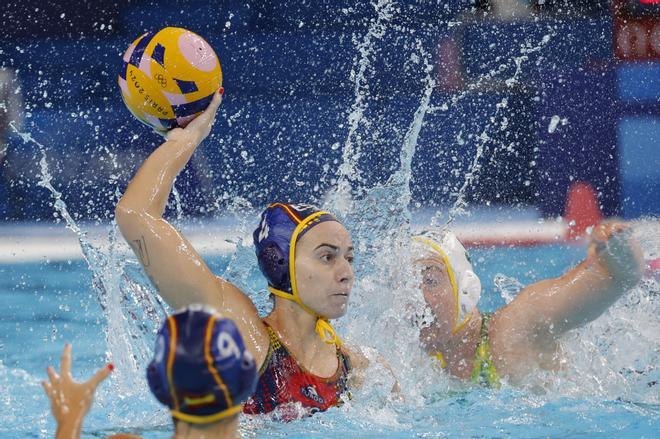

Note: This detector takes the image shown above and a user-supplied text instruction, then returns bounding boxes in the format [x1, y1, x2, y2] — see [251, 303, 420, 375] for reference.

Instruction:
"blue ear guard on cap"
[146, 305, 257, 424]
[253, 203, 337, 295]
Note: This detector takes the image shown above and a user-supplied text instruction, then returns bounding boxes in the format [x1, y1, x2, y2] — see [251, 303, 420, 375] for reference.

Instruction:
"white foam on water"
[493, 273, 525, 304]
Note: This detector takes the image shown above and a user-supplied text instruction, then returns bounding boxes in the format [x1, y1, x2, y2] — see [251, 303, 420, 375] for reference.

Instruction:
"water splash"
[539, 283, 659, 404]
[9, 122, 165, 399]
[428, 29, 557, 228]
[218, 197, 272, 314]
[493, 273, 524, 304]
[347, 43, 435, 240]
[337, 46, 449, 407]
[546, 223, 660, 404]
[325, 0, 396, 215]
[385, 40, 435, 227]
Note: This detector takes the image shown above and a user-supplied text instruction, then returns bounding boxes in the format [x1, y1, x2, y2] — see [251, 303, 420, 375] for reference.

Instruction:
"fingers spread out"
[88, 364, 113, 389]
[61, 344, 72, 378]
[46, 365, 60, 385]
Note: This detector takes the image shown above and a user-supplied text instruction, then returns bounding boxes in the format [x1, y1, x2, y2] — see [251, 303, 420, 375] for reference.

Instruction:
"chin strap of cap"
[268, 286, 342, 347]
[268, 211, 343, 347]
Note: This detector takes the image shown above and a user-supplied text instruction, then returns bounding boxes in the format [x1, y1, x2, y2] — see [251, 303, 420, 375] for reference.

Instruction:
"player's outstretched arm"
[115, 90, 267, 359]
[494, 222, 644, 359]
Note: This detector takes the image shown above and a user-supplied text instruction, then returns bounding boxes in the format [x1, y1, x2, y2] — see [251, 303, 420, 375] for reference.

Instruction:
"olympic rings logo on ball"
[154, 73, 167, 88]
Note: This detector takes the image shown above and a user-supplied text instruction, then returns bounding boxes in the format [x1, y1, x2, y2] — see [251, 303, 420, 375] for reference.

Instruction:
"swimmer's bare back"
[115, 89, 271, 367]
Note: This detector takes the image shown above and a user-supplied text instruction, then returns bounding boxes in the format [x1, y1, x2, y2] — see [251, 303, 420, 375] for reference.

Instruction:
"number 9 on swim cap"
[118, 27, 222, 133]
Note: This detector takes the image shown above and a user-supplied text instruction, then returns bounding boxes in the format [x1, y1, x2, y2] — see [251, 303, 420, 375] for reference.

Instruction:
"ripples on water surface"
[1, 227, 658, 437]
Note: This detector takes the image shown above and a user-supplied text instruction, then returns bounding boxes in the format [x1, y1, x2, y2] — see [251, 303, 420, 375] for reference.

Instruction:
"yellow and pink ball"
[118, 27, 222, 132]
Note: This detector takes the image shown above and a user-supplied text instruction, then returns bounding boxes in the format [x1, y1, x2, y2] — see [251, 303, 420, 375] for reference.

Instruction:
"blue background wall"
[0, 0, 657, 221]
[617, 63, 660, 218]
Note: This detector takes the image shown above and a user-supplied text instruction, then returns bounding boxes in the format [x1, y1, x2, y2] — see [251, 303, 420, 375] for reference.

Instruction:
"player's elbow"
[115, 202, 148, 237]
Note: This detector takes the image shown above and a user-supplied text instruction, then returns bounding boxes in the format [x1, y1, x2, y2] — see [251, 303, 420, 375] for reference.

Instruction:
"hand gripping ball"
[118, 27, 222, 132]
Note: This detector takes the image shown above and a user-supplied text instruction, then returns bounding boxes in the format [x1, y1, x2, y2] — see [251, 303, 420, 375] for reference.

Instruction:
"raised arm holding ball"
[115, 28, 367, 419]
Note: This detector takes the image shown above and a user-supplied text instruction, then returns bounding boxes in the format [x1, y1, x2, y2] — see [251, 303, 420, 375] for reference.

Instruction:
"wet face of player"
[418, 255, 455, 335]
[294, 221, 354, 319]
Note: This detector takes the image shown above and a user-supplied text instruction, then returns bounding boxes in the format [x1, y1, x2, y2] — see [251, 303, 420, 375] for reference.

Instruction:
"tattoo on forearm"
[131, 236, 151, 267]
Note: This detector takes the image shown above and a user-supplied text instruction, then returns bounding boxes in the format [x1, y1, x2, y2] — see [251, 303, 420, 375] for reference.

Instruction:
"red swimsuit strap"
[242, 320, 351, 416]
[262, 322, 350, 380]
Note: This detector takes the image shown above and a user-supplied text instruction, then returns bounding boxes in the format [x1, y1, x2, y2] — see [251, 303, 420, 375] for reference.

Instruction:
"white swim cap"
[413, 230, 481, 333]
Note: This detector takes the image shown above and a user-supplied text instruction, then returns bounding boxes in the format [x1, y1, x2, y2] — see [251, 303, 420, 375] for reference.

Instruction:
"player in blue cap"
[42, 306, 258, 438]
[116, 90, 364, 418]
[146, 305, 257, 430]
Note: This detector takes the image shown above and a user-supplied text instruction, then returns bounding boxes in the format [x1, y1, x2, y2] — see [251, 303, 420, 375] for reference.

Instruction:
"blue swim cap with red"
[253, 203, 338, 295]
[146, 305, 257, 424]
[253, 203, 346, 346]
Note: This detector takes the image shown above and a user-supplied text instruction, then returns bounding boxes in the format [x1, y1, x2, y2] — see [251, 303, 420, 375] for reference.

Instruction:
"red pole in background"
[564, 182, 603, 240]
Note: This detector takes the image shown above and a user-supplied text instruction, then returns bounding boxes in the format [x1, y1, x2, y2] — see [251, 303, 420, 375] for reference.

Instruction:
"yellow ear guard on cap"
[268, 211, 343, 347]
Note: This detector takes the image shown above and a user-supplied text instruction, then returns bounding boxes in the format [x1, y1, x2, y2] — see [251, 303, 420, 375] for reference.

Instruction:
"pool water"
[1, 229, 658, 438]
